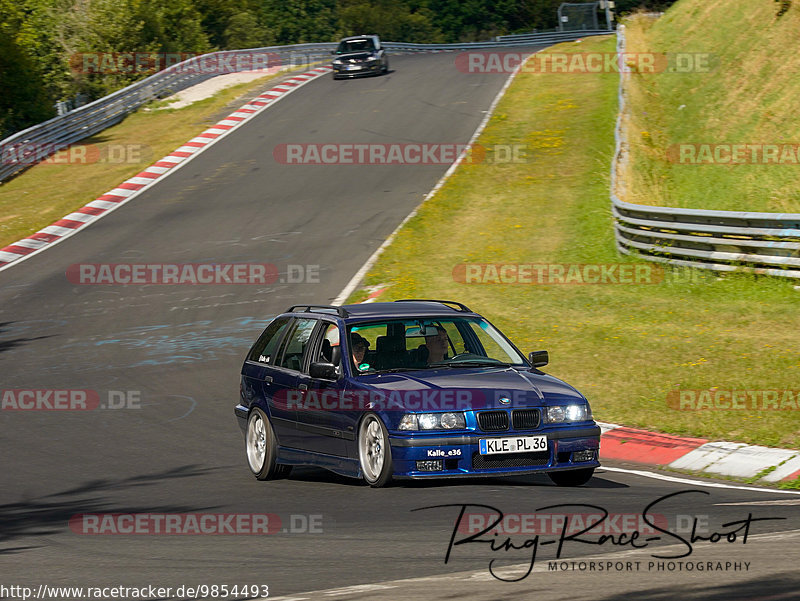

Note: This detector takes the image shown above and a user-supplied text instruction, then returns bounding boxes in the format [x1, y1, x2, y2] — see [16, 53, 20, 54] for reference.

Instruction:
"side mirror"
[331, 50, 335, 55]
[310, 361, 338, 380]
[528, 350, 549, 368]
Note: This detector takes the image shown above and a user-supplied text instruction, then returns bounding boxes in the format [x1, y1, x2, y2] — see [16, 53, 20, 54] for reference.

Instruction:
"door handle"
[263, 375, 273, 383]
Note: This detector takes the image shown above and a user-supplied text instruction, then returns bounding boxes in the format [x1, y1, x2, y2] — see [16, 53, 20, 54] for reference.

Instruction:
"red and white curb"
[599, 421, 800, 484]
[0, 66, 333, 273]
[360, 283, 390, 303]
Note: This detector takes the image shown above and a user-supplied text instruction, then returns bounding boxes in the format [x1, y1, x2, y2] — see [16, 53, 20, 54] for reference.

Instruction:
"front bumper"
[332, 63, 382, 77]
[388, 426, 601, 478]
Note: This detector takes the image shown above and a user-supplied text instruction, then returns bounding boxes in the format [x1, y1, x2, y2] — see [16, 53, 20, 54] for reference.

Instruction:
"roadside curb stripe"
[600, 426, 707, 465]
[0, 65, 333, 273]
[599, 421, 800, 483]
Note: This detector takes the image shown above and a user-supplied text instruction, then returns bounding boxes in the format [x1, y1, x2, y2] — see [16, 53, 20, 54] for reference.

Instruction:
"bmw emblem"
[498, 396, 511, 405]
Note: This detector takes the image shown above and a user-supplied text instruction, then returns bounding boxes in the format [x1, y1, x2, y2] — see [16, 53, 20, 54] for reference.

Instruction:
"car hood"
[352, 367, 586, 410]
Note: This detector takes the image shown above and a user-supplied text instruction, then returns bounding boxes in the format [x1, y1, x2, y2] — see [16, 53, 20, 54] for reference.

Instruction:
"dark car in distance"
[331, 34, 389, 79]
[235, 300, 600, 487]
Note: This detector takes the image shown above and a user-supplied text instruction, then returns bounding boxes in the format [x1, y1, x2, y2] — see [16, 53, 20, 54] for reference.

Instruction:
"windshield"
[336, 39, 375, 54]
[347, 317, 526, 374]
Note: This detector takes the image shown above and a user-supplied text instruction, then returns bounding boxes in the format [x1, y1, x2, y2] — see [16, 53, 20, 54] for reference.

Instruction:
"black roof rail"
[286, 304, 349, 318]
[394, 299, 472, 313]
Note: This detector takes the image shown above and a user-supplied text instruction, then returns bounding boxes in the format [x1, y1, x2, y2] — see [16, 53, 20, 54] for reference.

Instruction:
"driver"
[424, 326, 450, 364]
[351, 333, 370, 371]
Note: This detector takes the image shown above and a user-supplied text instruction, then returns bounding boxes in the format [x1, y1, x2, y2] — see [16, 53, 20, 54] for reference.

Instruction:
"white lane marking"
[601, 466, 800, 495]
[332, 51, 539, 305]
[715, 499, 800, 506]
[267, 528, 800, 601]
[323, 584, 398, 596]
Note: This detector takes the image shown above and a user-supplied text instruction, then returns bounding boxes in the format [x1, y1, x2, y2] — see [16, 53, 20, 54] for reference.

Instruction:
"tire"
[246, 408, 291, 480]
[358, 413, 393, 487]
[548, 468, 595, 487]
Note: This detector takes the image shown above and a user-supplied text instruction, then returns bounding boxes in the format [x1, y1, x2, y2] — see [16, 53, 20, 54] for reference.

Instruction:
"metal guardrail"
[495, 29, 559, 40]
[610, 25, 800, 279]
[0, 44, 338, 183]
[499, 30, 611, 43]
[0, 31, 611, 184]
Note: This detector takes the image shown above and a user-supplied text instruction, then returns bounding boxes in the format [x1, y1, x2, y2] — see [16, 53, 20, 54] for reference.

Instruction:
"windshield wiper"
[429, 360, 511, 368]
[370, 367, 429, 374]
[370, 364, 461, 373]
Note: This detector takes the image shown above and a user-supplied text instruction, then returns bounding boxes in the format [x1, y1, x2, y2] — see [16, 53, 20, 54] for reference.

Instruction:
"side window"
[318, 323, 341, 366]
[275, 318, 317, 372]
[247, 317, 291, 364]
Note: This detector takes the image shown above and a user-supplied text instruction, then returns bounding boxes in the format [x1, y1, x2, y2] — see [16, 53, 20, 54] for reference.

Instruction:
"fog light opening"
[572, 450, 596, 463]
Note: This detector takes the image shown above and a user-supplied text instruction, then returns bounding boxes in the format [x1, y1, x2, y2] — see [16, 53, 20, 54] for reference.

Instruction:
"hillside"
[622, 0, 800, 212]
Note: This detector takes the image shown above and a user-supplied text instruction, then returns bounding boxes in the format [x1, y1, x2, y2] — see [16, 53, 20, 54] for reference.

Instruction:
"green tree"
[224, 11, 271, 49]
[261, 0, 339, 44]
[50, 0, 210, 98]
[135, 0, 211, 54]
[336, 0, 442, 42]
[0, 0, 55, 136]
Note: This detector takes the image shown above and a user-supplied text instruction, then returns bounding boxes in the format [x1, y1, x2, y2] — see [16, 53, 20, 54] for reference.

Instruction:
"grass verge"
[0, 69, 292, 249]
[347, 34, 800, 450]
[621, 2, 800, 212]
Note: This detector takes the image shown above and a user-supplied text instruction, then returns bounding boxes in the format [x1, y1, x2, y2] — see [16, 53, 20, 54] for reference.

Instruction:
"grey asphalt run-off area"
[1, 50, 799, 600]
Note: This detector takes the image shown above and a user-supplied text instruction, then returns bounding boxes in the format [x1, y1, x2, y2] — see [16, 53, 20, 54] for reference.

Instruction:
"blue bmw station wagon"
[235, 300, 600, 487]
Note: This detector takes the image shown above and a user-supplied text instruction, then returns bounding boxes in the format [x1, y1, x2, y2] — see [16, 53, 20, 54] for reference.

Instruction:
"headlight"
[544, 404, 590, 423]
[332, 59, 342, 65]
[398, 412, 466, 430]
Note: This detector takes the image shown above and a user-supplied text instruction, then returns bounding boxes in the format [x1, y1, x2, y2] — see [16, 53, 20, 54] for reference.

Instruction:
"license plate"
[346, 65, 362, 70]
[479, 435, 547, 455]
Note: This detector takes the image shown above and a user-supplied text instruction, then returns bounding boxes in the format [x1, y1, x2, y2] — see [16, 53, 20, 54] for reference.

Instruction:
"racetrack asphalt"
[1, 48, 799, 600]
